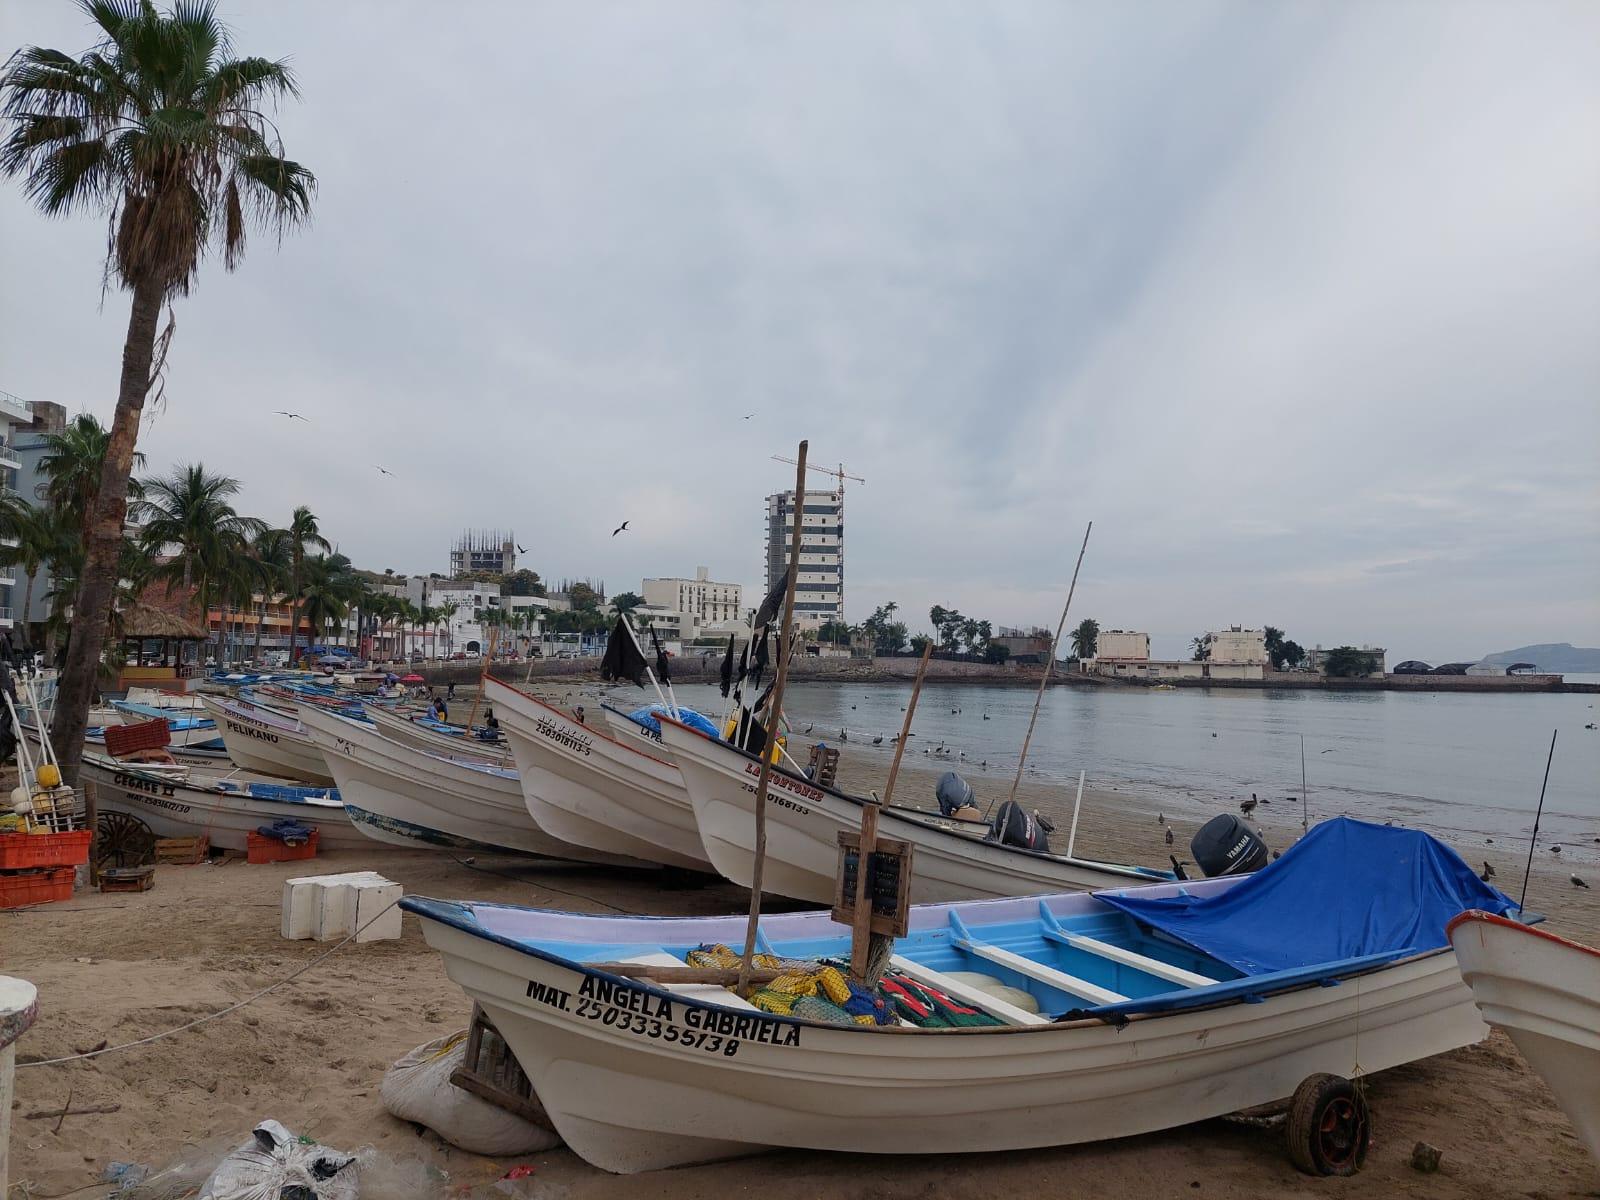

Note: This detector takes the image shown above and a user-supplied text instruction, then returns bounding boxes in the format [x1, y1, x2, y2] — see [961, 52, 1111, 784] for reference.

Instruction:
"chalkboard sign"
[832, 833, 913, 938]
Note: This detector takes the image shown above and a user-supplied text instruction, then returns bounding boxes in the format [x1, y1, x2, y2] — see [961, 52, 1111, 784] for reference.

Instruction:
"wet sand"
[4, 705, 1596, 1197]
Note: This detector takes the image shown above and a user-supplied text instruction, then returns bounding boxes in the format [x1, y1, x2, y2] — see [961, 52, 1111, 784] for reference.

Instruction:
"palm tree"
[248, 527, 292, 663]
[133, 464, 264, 661]
[1069, 618, 1099, 660]
[296, 554, 348, 651]
[4, 0, 315, 782]
[0, 498, 71, 652]
[285, 507, 329, 663]
[36, 414, 145, 540]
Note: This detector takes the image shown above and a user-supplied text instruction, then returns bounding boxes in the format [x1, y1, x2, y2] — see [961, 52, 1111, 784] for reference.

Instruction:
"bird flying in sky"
[516, 544, 527, 554]
[275, 411, 308, 421]
[374, 465, 395, 477]
[612, 521, 630, 537]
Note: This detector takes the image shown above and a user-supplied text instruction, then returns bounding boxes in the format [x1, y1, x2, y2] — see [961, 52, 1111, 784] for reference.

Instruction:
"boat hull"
[411, 895, 1487, 1174]
[489, 679, 712, 871]
[1449, 912, 1600, 1161]
[658, 719, 1165, 904]
[365, 704, 512, 762]
[75, 754, 366, 852]
[199, 694, 335, 785]
[300, 706, 641, 866]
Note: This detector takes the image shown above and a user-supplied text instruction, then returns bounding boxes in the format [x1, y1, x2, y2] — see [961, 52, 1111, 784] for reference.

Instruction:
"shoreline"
[424, 659, 1600, 694]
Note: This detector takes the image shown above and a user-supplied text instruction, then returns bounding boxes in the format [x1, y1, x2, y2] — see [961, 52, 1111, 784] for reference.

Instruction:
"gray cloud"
[2, 0, 1595, 663]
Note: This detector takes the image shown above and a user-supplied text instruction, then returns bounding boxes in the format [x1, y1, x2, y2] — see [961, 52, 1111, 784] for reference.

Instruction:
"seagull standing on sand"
[612, 521, 630, 537]
[1165, 827, 1175, 846]
[1239, 797, 1259, 816]
[1480, 861, 1496, 881]
[1571, 875, 1589, 889]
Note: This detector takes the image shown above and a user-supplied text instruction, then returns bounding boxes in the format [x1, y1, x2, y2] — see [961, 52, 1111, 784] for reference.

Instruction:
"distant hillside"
[1479, 643, 1600, 672]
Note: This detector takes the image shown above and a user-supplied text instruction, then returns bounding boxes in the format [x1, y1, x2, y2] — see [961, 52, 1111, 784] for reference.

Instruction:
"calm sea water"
[625, 677, 1600, 864]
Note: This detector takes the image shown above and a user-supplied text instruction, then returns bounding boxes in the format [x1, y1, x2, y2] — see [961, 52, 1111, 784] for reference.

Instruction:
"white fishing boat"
[404, 818, 1515, 1174]
[658, 716, 1173, 904]
[198, 693, 335, 785]
[364, 703, 512, 762]
[75, 751, 368, 852]
[487, 678, 713, 872]
[298, 704, 641, 866]
[1448, 911, 1600, 1161]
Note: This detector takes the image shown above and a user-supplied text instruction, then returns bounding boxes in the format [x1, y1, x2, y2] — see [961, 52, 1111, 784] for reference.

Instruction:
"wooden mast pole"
[998, 521, 1092, 814]
[736, 440, 809, 996]
[849, 639, 933, 978]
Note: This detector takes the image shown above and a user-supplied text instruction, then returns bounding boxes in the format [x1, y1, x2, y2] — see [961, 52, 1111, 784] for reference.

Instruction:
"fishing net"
[686, 944, 894, 1026]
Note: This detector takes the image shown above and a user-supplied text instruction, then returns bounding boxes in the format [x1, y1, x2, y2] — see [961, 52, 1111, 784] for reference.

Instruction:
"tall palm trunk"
[288, 552, 302, 663]
[51, 277, 163, 787]
[20, 569, 36, 655]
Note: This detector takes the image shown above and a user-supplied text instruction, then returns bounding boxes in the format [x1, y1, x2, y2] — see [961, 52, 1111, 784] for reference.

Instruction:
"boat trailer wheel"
[96, 811, 157, 870]
[1286, 1072, 1369, 1176]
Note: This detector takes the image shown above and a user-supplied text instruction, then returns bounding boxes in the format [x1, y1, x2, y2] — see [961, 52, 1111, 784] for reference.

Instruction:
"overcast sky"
[2, 0, 1596, 662]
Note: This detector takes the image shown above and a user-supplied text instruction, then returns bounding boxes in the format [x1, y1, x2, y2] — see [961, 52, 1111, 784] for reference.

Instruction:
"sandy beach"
[4, 715, 1597, 1198]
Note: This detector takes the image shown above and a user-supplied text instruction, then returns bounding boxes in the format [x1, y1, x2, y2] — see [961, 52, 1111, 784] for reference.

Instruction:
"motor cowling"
[936, 771, 975, 817]
[1191, 813, 1270, 877]
[990, 800, 1052, 853]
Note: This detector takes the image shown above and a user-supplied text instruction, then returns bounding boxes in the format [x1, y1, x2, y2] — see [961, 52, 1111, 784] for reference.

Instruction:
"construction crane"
[770, 455, 866, 496]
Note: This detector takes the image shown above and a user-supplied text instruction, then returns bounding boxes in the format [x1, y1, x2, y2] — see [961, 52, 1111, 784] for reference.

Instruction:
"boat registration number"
[525, 975, 802, 1055]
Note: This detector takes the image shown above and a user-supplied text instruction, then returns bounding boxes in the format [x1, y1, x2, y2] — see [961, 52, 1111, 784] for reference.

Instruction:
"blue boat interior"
[214, 780, 341, 804]
[402, 818, 1520, 1026]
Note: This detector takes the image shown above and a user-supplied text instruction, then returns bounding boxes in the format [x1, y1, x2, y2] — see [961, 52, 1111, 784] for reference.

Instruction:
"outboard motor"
[935, 771, 975, 818]
[989, 800, 1053, 853]
[1190, 813, 1270, 877]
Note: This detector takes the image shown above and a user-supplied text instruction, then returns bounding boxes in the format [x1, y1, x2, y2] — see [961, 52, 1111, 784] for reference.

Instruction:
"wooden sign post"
[838, 640, 933, 979]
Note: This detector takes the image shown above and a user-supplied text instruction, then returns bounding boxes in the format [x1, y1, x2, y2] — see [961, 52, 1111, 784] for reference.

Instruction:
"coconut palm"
[247, 526, 292, 663]
[285, 506, 329, 663]
[133, 464, 264, 660]
[3, 0, 315, 781]
[1069, 618, 1100, 660]
[296, 554, 348, 651]
[0, 497, 72, 652]
[36, 414, 145, 536]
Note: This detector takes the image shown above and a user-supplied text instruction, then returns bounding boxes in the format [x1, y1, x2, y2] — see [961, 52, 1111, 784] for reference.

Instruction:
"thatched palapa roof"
[119, 603, 209, 641]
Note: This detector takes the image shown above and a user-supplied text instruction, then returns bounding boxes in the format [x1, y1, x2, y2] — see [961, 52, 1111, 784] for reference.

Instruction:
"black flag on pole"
[752, 567, 789, 631]
[718, 634, 736, 697]
[749, 630, 770, 690]
[599, 617, 648, 687]
[649, 626, 672, 685]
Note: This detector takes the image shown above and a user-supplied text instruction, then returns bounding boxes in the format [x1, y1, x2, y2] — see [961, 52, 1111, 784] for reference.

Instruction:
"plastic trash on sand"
[381, 1031, 561, 1156]
[197, 1119, 361, 1200]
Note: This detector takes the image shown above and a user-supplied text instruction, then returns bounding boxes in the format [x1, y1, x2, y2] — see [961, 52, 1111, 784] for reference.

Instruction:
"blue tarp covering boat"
[1098, 816, 1518, 977]
[625, 704, 720, 740]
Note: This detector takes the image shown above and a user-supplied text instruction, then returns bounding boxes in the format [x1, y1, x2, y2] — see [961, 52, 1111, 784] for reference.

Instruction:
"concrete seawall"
[410, 657, 1599, 694]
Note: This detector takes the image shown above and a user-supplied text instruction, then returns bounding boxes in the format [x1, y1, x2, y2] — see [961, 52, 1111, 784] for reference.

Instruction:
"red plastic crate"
[104, 718, 171, 757]
[0, 829, 92, 870]
[0, 865, 76, 909]
[246, 828, 319, 865]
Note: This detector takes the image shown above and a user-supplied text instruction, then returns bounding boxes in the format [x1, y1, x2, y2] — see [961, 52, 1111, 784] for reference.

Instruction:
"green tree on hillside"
[1321, 646, 1380, 677]
[4, 0, 316, 781]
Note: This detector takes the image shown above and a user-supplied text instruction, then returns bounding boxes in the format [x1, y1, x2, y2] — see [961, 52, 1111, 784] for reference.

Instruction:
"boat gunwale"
[1448, 909, 1599, 959]
[300, 704, 516, 783]
[658, 714, 1171, 883]
[401, 893, 1450, 1038]
[489, 676, 676, 769]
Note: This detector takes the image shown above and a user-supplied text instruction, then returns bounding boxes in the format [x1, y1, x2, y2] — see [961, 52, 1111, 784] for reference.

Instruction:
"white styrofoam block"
[281, 872, 385, 940]
[352, 879, 404, 942]
[313, 879, 361, 942]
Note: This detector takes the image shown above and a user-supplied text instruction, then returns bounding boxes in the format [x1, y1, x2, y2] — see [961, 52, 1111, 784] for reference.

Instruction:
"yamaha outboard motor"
[1190, 813, 1270, 877]
[989, 800, 1053, 853]
[935, 771, 975, 817]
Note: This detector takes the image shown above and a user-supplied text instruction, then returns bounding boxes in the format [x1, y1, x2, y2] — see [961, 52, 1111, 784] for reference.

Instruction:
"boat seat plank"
[949, 910, 1129, 1006]
[604, 952, 763, 1011]
[1052, 932, 1217, 989]
[888, 954, 1049, 1026]
[956, 938, 1129, 1007]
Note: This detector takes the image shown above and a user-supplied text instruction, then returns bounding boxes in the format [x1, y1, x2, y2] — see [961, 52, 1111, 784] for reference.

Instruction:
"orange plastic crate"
[246, 828, 319, 864]
[0, 865, 76, 909]
[0, 829, 92, 870]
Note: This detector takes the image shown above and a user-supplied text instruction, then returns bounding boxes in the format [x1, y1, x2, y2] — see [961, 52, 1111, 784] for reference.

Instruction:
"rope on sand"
[16, 899, 402, 1070]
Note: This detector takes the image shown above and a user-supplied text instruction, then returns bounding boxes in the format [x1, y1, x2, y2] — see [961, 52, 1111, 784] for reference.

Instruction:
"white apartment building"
[642, 567, 742, 627]
[0, 389, 35, 633]
[1096, 630, 1150, 661]
[1201, 626, 1267, 665]
[765, 489, 844, 628]
[402, 578, 545, 656]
